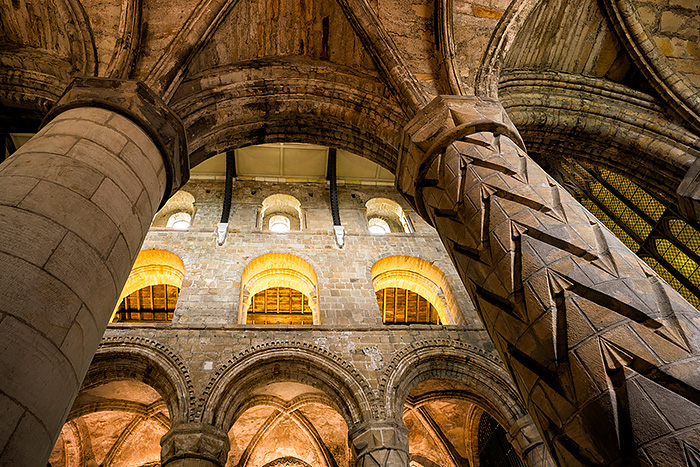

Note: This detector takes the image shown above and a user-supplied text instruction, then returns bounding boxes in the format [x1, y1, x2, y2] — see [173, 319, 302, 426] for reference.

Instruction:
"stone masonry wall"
[101, 179, 499, 402]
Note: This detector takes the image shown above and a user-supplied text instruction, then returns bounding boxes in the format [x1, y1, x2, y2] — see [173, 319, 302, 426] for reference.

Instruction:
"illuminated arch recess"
[152, 190, 196, 229]
[239, 253, 320, 324]
[111, 249, 186, 322]
[371, 256, 457, 325]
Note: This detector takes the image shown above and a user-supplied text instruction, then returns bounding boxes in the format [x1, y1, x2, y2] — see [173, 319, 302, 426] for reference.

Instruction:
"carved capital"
[44, 77, 189, 206]
[397, 95, 524, 222]
[160, 423, 230, 467]
[349, 420, 409, 467]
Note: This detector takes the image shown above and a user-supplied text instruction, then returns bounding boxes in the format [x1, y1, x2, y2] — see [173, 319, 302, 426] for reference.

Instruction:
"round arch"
[200, 343, 374, 431]
[380, 340, 544, 464]
[78, 337, 195, 425]
[170, 63, 407, 172]
[112, 249, 186, 318]
[262, 457, 314, 467]
[153, 190, 196, 228]
[261, 194, 304, 231]
[371, 256, 458, 325]
[239, 253, 321, 324]
[365, 198, 413, 233]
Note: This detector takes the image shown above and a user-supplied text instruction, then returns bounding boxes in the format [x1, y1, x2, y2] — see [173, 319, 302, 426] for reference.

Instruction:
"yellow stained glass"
[669, 219, 700, 255]
[580, 198, 639, 251]
[598, 168, 665, 221]
[587, 180, 652, 241]
[559, 158, 700, 307]
[656, 239, 700, 288]
[643, 257, 700, 308]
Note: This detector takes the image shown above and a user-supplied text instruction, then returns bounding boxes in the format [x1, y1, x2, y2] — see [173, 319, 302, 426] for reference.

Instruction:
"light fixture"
[368, 217, 390, 235]
[269, 215, 291, 233]
[167, 212, 192, 230]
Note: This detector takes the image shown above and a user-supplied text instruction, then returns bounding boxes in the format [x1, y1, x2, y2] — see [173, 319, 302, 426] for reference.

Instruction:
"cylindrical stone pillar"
[397, 95, 700, 465]
[160, 423, 230, 467]
[0, 78, 187, 465]
[349, 420, 410, 467]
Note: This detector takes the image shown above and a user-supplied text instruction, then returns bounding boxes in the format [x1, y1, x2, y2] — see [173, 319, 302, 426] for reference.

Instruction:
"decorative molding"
[106, 0, 143, 79]
[199, 340, 377, 426]
[98, 335, 197, 422]
[397, 95, 700, 464]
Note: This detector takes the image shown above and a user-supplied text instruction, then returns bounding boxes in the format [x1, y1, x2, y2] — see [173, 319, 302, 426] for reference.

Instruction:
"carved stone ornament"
[217, 222, 229, 246]
[397, 95, 700, 466]
[349, 420, 410, 467]
[160, 423, 230, 467]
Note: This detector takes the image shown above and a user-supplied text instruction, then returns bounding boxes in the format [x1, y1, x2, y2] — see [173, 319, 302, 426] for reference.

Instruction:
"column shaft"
[350, 420, 410, 467]
[0, 106, 167, 464]
[397, 96, 700, 465]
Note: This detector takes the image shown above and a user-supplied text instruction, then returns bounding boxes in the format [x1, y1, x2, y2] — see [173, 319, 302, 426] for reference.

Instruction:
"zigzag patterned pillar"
[349, 420, 410, 467]
[397, 96, 700, 466]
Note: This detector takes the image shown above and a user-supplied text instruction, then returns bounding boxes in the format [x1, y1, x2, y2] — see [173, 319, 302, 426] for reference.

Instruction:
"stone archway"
[238, 253, 321, 324]
[381, 340, 552, 467]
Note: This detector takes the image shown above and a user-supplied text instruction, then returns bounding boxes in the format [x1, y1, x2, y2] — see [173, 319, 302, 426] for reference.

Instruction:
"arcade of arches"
[1, 0, 700, 465]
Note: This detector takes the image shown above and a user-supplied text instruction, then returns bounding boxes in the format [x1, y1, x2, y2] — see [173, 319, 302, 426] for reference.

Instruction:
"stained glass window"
[547, 157, 700, 309]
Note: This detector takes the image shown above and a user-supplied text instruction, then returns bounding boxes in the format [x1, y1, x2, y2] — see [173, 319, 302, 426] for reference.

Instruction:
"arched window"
[239, 253, 320, 324]
[115, 284, 179, 322]
[152, 190, 196, 230]
[371, 256, 457, 325]
[111, 249, 185, 323]
[547, 158, 700, 308]
[260, 194, 304, 232]
[365, 198, 414, 234]
[167, 212, 192, 230]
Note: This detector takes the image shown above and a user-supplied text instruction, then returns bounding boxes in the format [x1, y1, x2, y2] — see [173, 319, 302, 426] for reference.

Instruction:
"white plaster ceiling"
[191, 143, 395, 185]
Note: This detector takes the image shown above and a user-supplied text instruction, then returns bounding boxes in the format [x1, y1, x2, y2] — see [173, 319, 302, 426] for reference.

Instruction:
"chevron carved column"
[397, 96, 700, 466]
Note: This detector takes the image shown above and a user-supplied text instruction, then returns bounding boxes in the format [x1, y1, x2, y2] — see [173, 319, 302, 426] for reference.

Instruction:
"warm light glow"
[269, 215, 291, 233]
[172, 220, 190, 230]
[368, 217, 390, 235]
[371, 256, 457, 325]
[167, 212, 192, 230]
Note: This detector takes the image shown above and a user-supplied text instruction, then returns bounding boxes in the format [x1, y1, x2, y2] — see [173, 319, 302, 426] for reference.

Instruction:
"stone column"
[0, 77, 187, 465]
[160, 423, 230, 467]
[397, 96, 700, 466]
[349, 420, 410, 467]
[508, 415, 555, 467]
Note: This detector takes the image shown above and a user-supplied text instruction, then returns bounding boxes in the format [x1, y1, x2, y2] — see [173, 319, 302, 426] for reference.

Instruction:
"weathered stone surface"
[350, 420, 410, 467]
[0, 98, 174, 464]
[161, 423, 230, 467]
[397, 95, 700, 465]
